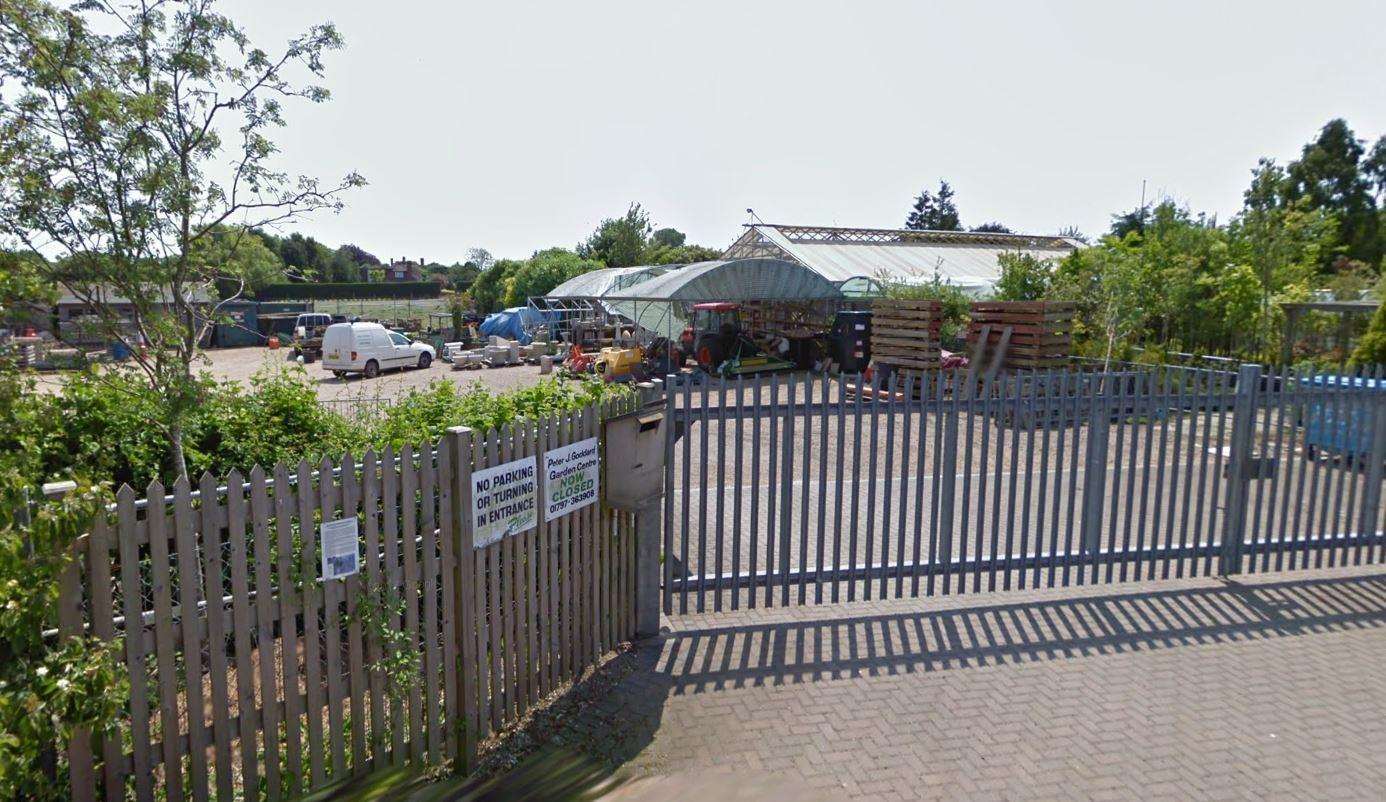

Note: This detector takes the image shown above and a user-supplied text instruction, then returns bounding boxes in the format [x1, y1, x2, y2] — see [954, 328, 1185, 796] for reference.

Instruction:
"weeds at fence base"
[294, 644, 645, 801]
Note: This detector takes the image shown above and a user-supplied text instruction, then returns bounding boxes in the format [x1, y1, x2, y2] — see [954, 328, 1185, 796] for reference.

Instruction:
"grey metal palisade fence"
[663, 364, 1386, 613]
[57, 386, 657, 802]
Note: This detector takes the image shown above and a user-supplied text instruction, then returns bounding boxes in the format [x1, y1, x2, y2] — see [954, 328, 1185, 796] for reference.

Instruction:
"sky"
[223, 0, 1386, 264]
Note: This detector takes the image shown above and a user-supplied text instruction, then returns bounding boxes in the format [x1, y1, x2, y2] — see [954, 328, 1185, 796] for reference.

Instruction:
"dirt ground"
[26, 345, 550, 402]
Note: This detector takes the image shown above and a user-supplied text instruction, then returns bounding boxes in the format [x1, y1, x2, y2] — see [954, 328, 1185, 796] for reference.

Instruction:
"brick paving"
[563, 566, 1386, 800]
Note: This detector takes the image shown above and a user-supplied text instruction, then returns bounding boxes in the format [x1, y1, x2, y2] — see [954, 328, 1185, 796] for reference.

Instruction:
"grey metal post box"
[603, 407, 666, 510]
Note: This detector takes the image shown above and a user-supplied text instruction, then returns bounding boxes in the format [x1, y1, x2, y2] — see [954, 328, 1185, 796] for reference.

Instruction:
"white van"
[321, 322, 436, 379]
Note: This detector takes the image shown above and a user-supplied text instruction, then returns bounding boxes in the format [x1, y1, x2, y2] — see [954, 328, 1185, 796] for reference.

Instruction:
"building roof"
[56, 285, 213, 306]
[543, 265, 672, 298]
[601, 258, 842, 303]
[604, 257, 842, 338]
[722, 223, 1082, 295]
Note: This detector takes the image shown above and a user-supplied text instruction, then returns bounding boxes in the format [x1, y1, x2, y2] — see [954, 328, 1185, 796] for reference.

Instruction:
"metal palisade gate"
[56, 387, 656, 802]
[663, 365, 1386, 614]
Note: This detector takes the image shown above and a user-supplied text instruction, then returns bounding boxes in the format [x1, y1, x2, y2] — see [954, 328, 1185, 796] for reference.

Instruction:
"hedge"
[254, 281, 442, 301]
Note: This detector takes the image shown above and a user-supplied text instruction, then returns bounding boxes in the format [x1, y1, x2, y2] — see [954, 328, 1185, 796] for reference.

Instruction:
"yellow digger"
[593, 344, 645, 381]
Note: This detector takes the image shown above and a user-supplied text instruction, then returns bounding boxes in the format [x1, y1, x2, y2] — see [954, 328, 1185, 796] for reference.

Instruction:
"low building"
[54, 286, 213, 345]
[375, 258, 425, 282]
[722, 223, 1082, 296]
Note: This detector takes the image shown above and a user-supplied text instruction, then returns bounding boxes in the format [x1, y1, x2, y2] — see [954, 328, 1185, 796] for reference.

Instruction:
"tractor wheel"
[694, 335, 723, 371]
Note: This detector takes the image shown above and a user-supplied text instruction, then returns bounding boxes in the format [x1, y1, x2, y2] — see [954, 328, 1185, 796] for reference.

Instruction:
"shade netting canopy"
[602, 258, 842, 338]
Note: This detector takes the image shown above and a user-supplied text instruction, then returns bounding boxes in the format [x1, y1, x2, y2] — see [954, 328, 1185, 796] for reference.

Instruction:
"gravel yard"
[27, 345, 551, 401]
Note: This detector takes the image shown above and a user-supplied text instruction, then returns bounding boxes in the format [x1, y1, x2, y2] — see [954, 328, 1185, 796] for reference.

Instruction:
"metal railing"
[663, 365, 1386, 614]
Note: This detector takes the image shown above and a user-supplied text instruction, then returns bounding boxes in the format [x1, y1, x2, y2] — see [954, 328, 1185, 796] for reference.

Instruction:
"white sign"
[543, 437, 600, 521]
[471, 456, 538, 548]
[320, 518, 360, 581]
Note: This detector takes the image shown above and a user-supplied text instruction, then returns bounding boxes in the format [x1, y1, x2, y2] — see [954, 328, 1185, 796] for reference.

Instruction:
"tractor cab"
[682, 301, 792, 376]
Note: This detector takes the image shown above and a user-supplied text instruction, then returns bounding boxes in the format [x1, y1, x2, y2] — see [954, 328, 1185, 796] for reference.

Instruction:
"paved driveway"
[560, 565, 1386, 800]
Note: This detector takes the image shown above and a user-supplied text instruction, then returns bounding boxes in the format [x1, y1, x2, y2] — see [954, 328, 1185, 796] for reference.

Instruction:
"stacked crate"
[967, 300, 1074, 369]
[869, 299, 942, 371]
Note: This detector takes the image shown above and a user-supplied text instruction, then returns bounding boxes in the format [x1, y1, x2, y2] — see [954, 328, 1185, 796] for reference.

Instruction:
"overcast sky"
[223, 0, 1386, 263]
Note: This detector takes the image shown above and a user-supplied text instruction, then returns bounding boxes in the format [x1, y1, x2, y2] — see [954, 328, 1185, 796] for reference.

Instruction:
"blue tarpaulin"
[479, 306, 546, 344]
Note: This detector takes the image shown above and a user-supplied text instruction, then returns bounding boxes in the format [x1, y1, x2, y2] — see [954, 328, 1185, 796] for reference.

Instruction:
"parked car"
[290, 312, 346, 361]
[321, 321, 435, 379]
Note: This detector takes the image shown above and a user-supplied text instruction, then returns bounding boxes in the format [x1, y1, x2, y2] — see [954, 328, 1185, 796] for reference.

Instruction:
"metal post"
[635, 498, 663, 638]
[635, 381, 666, 639]
[1220, 364, 1262, 575]
[1355, 391, 1386, 553]
[1080, 376, 1111, 560]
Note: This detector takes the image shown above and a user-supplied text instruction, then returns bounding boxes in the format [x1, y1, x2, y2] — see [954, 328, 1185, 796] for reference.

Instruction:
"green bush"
[2, 364, 632, 490]
[1350, 302, 1386, 367]
[991, 252, 1053, 301]
[372, 376, 632, 449]
[0, 474, 126, 802]
[877, 271, 972, 340]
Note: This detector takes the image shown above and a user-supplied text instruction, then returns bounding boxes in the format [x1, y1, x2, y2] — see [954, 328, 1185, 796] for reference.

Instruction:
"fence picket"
[360, 451, 387, 770]
[273, 465, 304, 797]
[398, 446, 423, 762]
[147, 481, 185, 802]
[198, 472, 235, 802]
[86, 512, 120, 802]
[317, 458, 347, 778]
[715, 381, 726, 611]
[297, 460, 326, 787]
[248, 467, 282, 800]
[116, 486, 154, 802]
[419, 447, 442, 762]
[341, 455, 369, 775]
[57, 522, 94, 802]
[224, 470, 260, 796]
[379, 447, 405, 765]
[437, 442, 459, 763]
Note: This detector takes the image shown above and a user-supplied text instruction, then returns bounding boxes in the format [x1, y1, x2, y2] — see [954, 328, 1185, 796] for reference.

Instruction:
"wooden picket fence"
[57, 386, 658, 802]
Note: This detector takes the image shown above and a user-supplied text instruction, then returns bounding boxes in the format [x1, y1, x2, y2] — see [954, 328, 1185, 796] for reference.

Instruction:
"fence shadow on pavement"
[655, 572, 1386, 695]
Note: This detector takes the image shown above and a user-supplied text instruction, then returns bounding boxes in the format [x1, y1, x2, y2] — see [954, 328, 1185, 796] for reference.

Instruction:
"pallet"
[965, 301, 1073, 371]
[873, 355, 942, 370]
[971, 300, 1075, 313]
[875, 299, 943, 311]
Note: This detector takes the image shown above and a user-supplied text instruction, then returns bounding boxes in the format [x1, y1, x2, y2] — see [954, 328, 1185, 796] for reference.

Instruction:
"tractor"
[680, 302, 792, 376]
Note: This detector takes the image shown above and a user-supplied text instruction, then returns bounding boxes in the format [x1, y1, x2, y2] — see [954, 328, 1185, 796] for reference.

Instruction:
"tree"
[971, 222, 1012, 234]
[502, 248, 602, 307]
[1109, 205, 1150, 238]
[0, 249, 53, 321]
[578, 202, 651, 267]
[1350, 300, 1386, 366]
[470, 259, 520, 314]
[651, 227, 686, 248]
[1282, 119, 1380, 268]
[1365, 135, 1386, 205]
[0, 0, 362, 479]
[1228, 159, 1337, 354]
[194, 226, 285, 299]
[1057, 225, 1089, 244]
[337, 243, 381, 267]
[278, 233, 334, 281]
[465, 247, 495, 271]
[991, 252, 1051, 301]
[445, 262, 481, 291]
[643, 243, 721, 265]
[905, 180, 961, 231]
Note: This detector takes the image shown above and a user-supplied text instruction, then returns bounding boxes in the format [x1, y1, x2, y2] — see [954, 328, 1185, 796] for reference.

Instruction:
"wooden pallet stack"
[967, 300, 1074, 370]
[870, 299, 942, 372]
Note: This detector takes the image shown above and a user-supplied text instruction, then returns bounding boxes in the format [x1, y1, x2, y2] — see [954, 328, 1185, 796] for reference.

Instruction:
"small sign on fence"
[471, 456, 538, 547]
[543, 436, 600, 521]
[320, 518, 360, 580]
